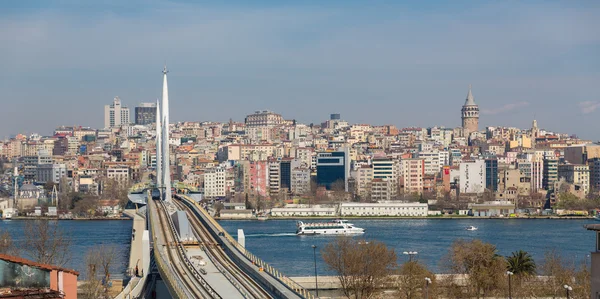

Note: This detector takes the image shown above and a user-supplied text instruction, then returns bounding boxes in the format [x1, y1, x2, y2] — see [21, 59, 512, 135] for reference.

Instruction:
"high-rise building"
[461, 85, 479, 136]
[401, 158, 425, 195]
[459, 159, 486, 194]
[542, 157, 558, 190]
[372, 156, 397, 200]
[316, 148, 350, 191]
[104, 97, 130, 128]
[485, 158, 498, 192]
[134, 102, 157, 125]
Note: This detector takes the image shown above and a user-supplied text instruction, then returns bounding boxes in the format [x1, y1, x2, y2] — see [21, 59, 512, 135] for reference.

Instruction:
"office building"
[542, 157, 558, 190]
[485, 158, 498, 191]
[104, 97, 130, 128]
[316, 148, 350, 191]
[134, 102, 157, 125]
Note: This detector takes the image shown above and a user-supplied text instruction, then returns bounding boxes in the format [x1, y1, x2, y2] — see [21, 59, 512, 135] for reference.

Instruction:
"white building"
[372, 157, 397, 200]
[204, 166, 227, 198]
[340, 202, 428, 217]
[106, 166, 130, 184]
[459, 159, 486, 194]
[270, 205, 337, 217]
[104, 96, 130, 128]
[290, 167, 311, 195]
[418, 150, 441, 175]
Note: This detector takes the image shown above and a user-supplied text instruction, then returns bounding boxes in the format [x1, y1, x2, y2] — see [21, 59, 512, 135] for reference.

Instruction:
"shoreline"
[217, 216, 594, 220]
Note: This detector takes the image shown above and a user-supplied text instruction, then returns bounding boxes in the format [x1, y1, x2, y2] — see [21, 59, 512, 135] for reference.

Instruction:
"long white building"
[340, 202, 428, 217]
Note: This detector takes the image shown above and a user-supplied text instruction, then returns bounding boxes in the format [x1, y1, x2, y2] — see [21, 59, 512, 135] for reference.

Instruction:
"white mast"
[155, 98, 162, 191]
[161, 66, 172, 202]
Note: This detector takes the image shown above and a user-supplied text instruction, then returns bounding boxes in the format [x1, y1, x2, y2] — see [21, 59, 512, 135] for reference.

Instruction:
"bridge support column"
[237, 229, 245, 248]
[142, 230, 150, 275]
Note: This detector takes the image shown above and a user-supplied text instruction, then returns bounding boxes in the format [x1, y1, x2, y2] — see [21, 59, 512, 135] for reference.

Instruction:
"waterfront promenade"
[111, 209, 147, 298]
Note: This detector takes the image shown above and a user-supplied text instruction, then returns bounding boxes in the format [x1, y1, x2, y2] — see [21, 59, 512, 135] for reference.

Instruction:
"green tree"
[506, 250, 536, 276]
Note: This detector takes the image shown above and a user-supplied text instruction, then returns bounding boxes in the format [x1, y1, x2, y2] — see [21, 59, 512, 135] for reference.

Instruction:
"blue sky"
[1, 1, 599, 139]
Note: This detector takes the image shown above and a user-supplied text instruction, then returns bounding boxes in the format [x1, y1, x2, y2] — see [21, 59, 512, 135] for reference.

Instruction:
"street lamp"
[402, 251, 418, 262]
[564, 285, 572, 299]
[424, 277, 432, 299]
[312, 245, 319, 298]
[506, 271, 514, 299]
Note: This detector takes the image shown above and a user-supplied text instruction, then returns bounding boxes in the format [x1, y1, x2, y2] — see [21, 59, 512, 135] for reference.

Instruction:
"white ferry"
[296, 219, 365, 235]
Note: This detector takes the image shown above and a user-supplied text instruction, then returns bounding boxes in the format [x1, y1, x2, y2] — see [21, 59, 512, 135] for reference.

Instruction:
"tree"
[322, 238, 397, 299]
[442, 239, 506, 298]
[330, 179, 348, 203]
[506, 250, 536, 276]
[24, 220, 71, 267]
[505, 250, 536, 298]
[538, 249, 575, 298]
[80, 247, 104, 299]
[0, 228, 13, 254]
[395, 260, 436, 299]
[214, 202, 224, 217]
[573, 259, 591, 299]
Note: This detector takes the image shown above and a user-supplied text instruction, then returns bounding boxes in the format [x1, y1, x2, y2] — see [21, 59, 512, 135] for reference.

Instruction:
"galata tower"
[461, 85, 479, 136]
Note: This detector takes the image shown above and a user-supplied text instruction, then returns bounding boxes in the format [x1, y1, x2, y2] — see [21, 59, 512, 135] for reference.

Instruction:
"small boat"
[257, 212, 269, 221]
[465, 226, 478, 231]
[594, 214, 600, 221]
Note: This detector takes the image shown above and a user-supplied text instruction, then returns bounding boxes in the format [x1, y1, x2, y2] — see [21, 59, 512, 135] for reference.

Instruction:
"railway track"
[150, 198, 220, 298]
[172, 197, 273, 299]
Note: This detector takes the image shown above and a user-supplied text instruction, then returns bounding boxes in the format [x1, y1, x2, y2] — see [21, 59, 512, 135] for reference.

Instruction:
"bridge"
[125, 187, 315, 299]
[121, 68, 314, 298]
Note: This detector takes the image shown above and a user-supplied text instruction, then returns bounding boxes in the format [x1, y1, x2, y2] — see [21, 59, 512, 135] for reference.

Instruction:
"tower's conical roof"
[464, 85, 476, 106]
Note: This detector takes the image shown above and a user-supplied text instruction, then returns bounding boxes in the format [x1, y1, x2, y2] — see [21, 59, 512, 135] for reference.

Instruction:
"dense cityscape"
[1, 1, 598, 299]
[1, 86, 599, 219]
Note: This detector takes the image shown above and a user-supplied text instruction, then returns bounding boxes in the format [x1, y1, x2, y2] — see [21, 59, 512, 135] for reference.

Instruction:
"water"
[0, 220, 132, 278]
[219, 219, 596, 276]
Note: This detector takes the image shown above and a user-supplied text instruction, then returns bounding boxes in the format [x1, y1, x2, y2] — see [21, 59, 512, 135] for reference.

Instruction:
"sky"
[1, 1, 599, 139]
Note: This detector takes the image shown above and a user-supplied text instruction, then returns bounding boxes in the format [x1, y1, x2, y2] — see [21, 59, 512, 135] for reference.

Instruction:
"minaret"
[161, 66, 172, 202]
[155, 98, 162, 190]
[461, 85, 479, 136]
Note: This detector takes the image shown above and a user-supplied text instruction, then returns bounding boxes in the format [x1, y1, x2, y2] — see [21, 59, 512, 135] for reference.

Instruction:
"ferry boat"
[296, 219, 365, 235]
[465, 226, 478, 231]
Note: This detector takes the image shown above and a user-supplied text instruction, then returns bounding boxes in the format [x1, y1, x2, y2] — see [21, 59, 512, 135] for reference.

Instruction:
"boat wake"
[245, 233, 297, 237]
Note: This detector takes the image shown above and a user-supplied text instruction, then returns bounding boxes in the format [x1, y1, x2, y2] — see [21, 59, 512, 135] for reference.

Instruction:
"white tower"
[161, 66, 172, 202]
[155, 98, 162, 191]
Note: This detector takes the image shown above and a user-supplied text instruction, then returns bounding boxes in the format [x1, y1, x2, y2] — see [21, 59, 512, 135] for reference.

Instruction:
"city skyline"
[1, 1, 599, 139]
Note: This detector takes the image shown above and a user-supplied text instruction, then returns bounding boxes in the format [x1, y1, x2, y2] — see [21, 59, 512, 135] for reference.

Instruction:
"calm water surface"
[219, 219, 596, 276]
[0, 219, 132, 278]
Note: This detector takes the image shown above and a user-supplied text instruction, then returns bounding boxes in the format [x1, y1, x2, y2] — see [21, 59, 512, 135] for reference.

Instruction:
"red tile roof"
[0, 254, 80, 276]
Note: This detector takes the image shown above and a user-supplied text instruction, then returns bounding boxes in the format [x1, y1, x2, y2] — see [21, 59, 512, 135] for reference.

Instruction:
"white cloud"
[578, 101, 600, 114]
[481, 102, 530, 115]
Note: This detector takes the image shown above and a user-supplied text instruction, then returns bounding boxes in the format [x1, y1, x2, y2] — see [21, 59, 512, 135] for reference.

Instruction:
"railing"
[180, 195, 315, 299]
